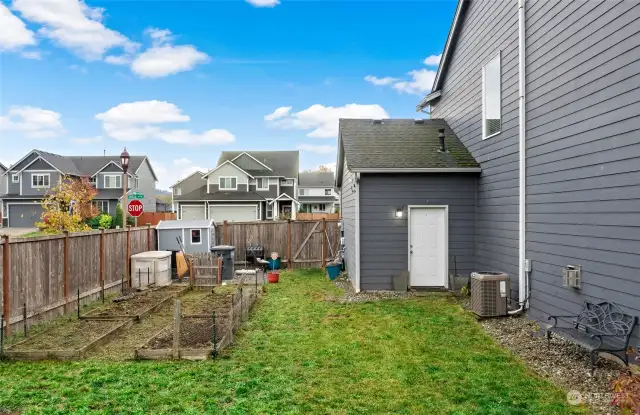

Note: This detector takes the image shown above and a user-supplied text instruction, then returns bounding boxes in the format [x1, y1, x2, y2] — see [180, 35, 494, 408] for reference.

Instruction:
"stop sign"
[128, 199, 144, 217]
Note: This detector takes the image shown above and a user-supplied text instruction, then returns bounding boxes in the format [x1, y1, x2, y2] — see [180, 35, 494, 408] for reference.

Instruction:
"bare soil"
[145, 317, 231, 349]
[85, 286, 185, 317]
[10, 320, 123, 351]
[166, 290, 233, 316]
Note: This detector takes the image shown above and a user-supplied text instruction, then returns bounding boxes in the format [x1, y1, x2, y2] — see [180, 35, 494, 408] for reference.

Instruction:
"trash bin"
[210, 245, 235, 280]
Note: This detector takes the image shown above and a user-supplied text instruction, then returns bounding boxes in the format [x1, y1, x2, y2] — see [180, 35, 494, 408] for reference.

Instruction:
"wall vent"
[562, 265, 581, 289]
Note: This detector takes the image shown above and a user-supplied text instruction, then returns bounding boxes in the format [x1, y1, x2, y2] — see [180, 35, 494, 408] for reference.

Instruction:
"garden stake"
[211, 310, 217, 358]
[23, 303, 27, 337]
[77, 288, 80, 319]
[0, 315, 4, 357]
[240, 287, 243, 322]
[147, 268, 150, 286]
[101, 280, 105, 303]
[138, 269, 141, 289]
[121, 275, 124, 295]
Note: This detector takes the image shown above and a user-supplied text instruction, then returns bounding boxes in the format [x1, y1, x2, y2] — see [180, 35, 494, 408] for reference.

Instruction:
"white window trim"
[12, 173, 19, 183]
[104, 174, 122, 189]
[482, 51, 502, 140]
[176, 187, 182, 196]
[31, 173, 51, 189]
[94, 200, 109, 214]
[256, 177, 269, 190]
[190, 229, 202, 245]
[324, 189, 332, 196]
[266, 202, 273, 219]
[219, 176, 238, 190]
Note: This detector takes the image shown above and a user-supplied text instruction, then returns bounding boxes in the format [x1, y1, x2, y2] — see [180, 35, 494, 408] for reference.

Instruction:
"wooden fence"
[216, 219, 340, 269]
[0, 226, 156, 335]
[137, 212, 176, 226]
[296, 213, 340, 221]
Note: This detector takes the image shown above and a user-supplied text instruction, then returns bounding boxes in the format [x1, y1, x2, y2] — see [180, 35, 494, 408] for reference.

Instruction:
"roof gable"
[202, 160, 254, 179]
[231, 152, 273, 172]
[0, 163, 6, 172]
[170, 170, 204, 188]
[217, 151, 299, 178]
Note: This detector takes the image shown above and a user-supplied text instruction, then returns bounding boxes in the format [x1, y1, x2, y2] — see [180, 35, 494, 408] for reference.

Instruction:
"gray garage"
[7, 202, 45, 228]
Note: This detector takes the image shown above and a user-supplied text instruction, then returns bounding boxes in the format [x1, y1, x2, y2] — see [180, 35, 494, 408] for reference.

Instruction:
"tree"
[36, 176, 98, 234]
[113, 203, 123, 229]
[302, 165, 334, 173]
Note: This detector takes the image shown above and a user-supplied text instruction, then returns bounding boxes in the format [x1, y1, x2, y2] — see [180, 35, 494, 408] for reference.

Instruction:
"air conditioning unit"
[470, 272, 510, 317]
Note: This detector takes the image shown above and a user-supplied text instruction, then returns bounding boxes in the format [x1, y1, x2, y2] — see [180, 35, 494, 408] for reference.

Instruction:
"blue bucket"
[326, 264, 341, 280]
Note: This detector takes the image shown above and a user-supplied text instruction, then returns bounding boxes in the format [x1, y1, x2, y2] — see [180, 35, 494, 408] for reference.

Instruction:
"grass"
[16, 231, 49, 238]
[0, 269, 583, 414]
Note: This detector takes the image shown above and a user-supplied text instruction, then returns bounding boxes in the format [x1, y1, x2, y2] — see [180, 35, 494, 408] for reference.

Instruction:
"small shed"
[157, 219, 216, 254]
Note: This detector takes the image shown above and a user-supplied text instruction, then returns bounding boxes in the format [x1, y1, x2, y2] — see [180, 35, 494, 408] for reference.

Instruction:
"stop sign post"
[128, 199, 144, 217]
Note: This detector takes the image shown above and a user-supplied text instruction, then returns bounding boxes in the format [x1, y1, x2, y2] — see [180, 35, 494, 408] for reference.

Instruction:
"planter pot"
[267, 272, 279, 283]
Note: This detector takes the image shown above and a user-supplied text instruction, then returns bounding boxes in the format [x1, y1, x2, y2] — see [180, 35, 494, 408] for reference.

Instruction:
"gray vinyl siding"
[208, 184, 248, 193]
[157, 227, 211, 254]
[358, 174, 477, 291]
[174, 174, 204, 197]
[100, 163, 123, 173]
[281, 185, 295, 199]
[340, 159, 358, 289]
[21, 171, 61, 196]
[135, 159, 157, 212]
[523, 0, 640, 343]
[10, 152, 39, 173]
[249, 184, 278, 199]
[7, 174, 20, 195]
[430, 0, 521, 299]
[0, 167, 7, 197]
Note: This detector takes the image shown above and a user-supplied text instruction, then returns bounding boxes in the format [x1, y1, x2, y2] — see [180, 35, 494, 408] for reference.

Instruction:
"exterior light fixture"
[395, 207, 404, 218]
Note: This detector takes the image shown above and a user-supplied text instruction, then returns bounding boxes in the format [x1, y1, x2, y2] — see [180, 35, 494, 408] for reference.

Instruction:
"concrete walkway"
[0, 227, 37, 237]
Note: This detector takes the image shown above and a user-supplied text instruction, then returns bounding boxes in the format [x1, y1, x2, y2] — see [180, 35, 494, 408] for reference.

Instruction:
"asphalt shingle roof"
[23, 150, 149, 177]
[339, 119, 479, 170]
[217, 151, 299, 178]
[299, 171, 335, 187]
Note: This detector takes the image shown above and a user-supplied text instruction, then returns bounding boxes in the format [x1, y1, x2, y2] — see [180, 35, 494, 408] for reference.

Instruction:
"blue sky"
[0, 0, 456, 189]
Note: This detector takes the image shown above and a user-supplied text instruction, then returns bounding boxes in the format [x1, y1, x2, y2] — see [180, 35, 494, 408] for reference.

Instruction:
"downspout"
[354, 172, 361, 293]
[510, 0, 528, 315]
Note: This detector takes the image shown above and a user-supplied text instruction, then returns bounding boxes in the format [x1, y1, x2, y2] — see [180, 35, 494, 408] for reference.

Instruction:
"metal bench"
[547, 301, 637, 373]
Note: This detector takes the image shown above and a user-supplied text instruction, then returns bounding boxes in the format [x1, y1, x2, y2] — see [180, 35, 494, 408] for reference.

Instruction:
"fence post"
[287, 219, 292, 269]
[173, 299, 181, 359]
[126, 225, 131, 287]
[189, 259, 194, 287]
[99, 228, 105, 301]
[2, 235, 10, 336]
[63, 230, 70, 312]
[322, 218, 326, 268]
[146, 224, 151, 251]
[217, 256, 222, 286]
[211, 310, 217, 358]
[77, 288, 80, 319]
[223, 220, 228, 245]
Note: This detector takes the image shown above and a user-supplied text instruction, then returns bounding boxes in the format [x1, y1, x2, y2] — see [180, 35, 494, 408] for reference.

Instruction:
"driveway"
[0, 227, 37, 237]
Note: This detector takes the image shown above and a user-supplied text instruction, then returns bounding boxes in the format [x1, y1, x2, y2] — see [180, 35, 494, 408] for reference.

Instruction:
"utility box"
[131, 251, 172, 288]
[211, 245, 235, 281]
[470, 272, 510, 317]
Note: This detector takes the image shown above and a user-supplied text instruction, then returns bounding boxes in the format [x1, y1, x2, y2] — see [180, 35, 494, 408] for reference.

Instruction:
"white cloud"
[264, 106, 291, 121]
[266, 103, 389, 138]
[423, 54, 441, 66]
[296, 144, 336, 154]
[21, 50, 41, 59]
[13, 0, 137, 60]
[0, 105, 64, 138]
[155, 159, 207, 190]
[393, 68, 436, 95]
[246, 0, 280, 7]
[364, 75, 397, 86]
[71, 135, 102, 144]
[0, 2, 36, 50]
[131, 44, 209, 78]
[145, 27, 174, 46]
[105, 54, 130, 65]
[96, 100, 235, 146]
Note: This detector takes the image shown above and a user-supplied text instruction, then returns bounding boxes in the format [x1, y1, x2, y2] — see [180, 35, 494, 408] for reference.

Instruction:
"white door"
[209, 205, 257, 222]
[181, 205, 206, 220]
[409, 207, 447, 287]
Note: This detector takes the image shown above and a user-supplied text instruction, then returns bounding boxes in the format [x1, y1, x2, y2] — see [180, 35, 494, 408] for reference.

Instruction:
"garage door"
[9, 204, 45, 227]
[209, 205, 257, 222]
[181, 205, 206, 220]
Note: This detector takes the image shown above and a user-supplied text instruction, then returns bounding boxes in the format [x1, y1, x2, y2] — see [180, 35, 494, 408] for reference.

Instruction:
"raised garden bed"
[174, 289, 233, 317]
[4, 319, 132, 361]
[82, 285, 189, 321]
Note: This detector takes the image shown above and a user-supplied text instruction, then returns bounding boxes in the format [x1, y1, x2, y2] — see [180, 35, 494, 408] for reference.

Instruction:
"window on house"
[135, 177, 139, 189]
[104, 175, 122, 189]
[93, 200, 109, 213]
[318, 204, 326, 211]
[266, 203, 273, 219]
[12, 174, 19, 183]
[31, 173, 50, 188]
[482, 52, 502, 139]
[299, 188, 306, 196]
[257, 178, 269, 190]
[325, 189, 332, 196]
[191, 229, 201, 244]
[90, 176, 97, 186]
[280, 179, 293, 186]
[175, 187, 182, 196]
[219, 176, 237, 190]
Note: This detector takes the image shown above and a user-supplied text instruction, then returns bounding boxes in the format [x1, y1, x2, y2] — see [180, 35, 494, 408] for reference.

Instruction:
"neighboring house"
[174, 151, 300, 222]
[0, 162, 6, 227]
[298, 171, 338, 213]
[339, 0, 640, 344]
[170, 171, 205, 213]
[1, 149, 158, 227]
[156, 198, 171, 212]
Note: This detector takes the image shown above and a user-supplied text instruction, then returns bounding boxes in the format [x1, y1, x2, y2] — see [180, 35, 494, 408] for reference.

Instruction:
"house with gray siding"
[0, 162, 6, 226]
[1, 149, 158, 227]
[298, 171, 339, 213]
[336, 119, 480, 291]
[338, 0, 639, 345]
[170, 171, 205, 213]
[174, 151, 300, 222]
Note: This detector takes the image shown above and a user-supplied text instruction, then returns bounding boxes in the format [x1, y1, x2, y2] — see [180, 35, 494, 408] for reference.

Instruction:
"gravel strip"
[328, 275, 416, 303]
[479, 313, 623, 414]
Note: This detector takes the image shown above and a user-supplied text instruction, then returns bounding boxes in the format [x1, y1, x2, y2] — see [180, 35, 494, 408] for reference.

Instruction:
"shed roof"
[156, 219, 215, 229]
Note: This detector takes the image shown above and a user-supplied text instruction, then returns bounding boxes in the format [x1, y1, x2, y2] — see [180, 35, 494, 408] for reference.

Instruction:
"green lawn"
[0, 269, 582, 414]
